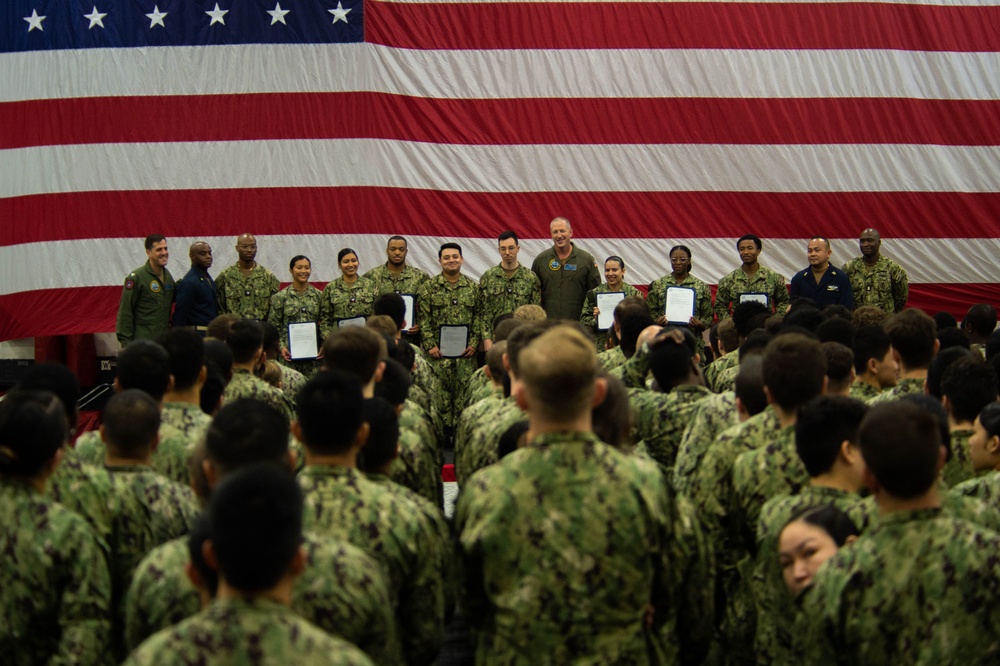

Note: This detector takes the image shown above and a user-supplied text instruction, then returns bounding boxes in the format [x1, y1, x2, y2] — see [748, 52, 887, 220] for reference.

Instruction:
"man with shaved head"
[842, 228, 908, 314]
[215, 233, 279, 320]
[172, 241, 218, 329]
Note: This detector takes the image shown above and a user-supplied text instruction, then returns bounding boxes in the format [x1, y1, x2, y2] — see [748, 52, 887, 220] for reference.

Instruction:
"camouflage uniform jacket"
[941, 427, 977, 489]
[647, 273, 713, 358]
[459, 365, 491, 412]
[712, 361, 742, 394]
[793, 508, 1000, 665]
[951, 471, 1000, 512]
[455, 397, 525, 487]
[867, 376, 925, 404]
[673, 391, 738, 494]
[704, 349, 739, 393]
[298, 465, 447, 666]
[123, 597, 375, 665]
[363, 263, 430, 297]
[597, 345, 626, 371]
[0, 481, 112, 666]
[714, 264, 789, 320]
[223, 368, 294, 421]
[752, 486, 873, 665]
[47, 445, 115, 543]
[848, 380, 882, 402]
[214, 262, 280, 320]
[320, 276, 379, 338]
[842, 254, 909, 314]
[124, 531, 400, 665]
[268, 284, 323, 353]
[477, 264, 541, 341]
[629, 384, 713, 471]
[75, 422, 193, 487]
[279, 363, 308, 402]
[417, 274, 481, 351]
[457, 431, 714, 665]
[116, 262, 175, 346]
[161, 402, 211, 448]
[390, 426, 444, 508]
[580, 282, 642, 352]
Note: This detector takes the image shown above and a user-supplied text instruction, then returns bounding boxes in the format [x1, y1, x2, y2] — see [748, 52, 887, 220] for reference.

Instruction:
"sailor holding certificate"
[580, 256, 642, 352]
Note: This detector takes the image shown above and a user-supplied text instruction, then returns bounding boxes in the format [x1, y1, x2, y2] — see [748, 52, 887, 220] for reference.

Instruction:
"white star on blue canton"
[24, 9, 46, 32]
[267, 2, 291, 25]
[84, 6, 108, 29]
[328, 1, 351, 24]
[206, 3, 229, 26]
[146, 5, 167, 28]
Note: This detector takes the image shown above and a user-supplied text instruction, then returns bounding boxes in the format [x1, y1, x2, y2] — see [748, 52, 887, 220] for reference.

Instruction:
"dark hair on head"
[619, 311, 655, 359]
[206, 399, 289, 475]
[591, 373, 632, 450]
[735, 356, 768, 417]
[763, 333, 827, 411]
[486, 341, 507, 384]
[782, 305, 824, 335]
[933, 311, 958, 331]
[386, 235, 407, 248]
[795, 396, 867, 477]
[498, 420, 530, 460]
[200, 368, 227, 415]
[375, 358, 411, 408]
[337, 248, 358, 264]
[187, 515, 218, 598]
[852, 305, 888, 330]
[937, 326, 971, 352]
[860, 401, 942, 499]
[321, 326, 386, 384]
[203, 338, 234, 381]
[260, 321, 281, 355]
[822, 304, 852, 322]
[493, 317, 522, 343]
[817, 317, 856, 348]
[16, 362, 80, 429]
[0, 390, 67, 478]
[604, 255, 625, 270]
[717, 318, 738, 354]
[986, 329, 1000, 362]
[736, 234, 762, 251]
[206, 313, 240, 342]
[498, 230, 518, 244]
[786, 505, 860, 547]
[821, 342, 854, 385]
[386, 339, 416, 375]
[648, 327, 698, 391]
[356, 397, 399, 472]
[438, 242, 462, 258]
[102, 389, 160, 458]
[613, 295, 650, 324]
[884, 309, 937, 369]
[941, 357, 998, 423]
[289, 255, 310, 271]
[367, 316, 398, 340]
[207, 462, 303, 591]
[900, 393, 952, 461]
[118, 339, 172, 401]
[732, 301, 770, 338]
[157, 329, 206, 391]
[669, 245, 693, 271]
[373, 293, 406, 331]
[738, 329, 772, 361]
[144, 234, 166, 250]
[852, 326, 892, 376]
[506, 320, 561, 377]
[964, 304, 998, 338]
[226, 320, 264, 364]
[978, 402, 1000, 439]
[296, 371, 365, 454]
[926, 346, 972, 399]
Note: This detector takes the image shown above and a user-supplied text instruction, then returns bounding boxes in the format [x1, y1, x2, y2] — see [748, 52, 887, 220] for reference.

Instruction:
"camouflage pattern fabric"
[714, 265, 789, 320]
[47, 446, 115, 543]
[215, 263, 280, 320]
[704, 350, 739, 394]
[580, 282, 642, 352]
[848, 380, 882, 402]
[319, 276, 379, 338]
[390, 426, 443, 508]
[951, 471, 1000, 512]
[454, 397, 525, 487]
[842, 254, 909, 314]
[941, 428, 977, 489]
[673, 391, 738, 495]
[647, 273, 714, 358]
[362, 264, 430, 298]
[74, 423, 193, 487]
[160, 402, 211, 448]
[866, 376, 925, 404]
[223, 369, 295, 421]
[628, 384, 713, 470]
[477, 264, 541, 341]
[268, 284, 323, 376]
[597, 345, 626, 371]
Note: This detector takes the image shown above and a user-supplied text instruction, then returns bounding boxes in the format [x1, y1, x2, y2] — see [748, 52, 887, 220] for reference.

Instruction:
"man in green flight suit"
[530, 217, 601, 321]
[117, 234, 175, 347]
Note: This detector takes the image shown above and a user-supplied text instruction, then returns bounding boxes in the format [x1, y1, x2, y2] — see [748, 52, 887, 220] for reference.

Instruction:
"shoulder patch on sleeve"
[124, 279, 135, 290]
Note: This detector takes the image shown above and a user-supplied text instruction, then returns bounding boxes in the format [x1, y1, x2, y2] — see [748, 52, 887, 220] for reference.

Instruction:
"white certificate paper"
[596, 292, 626, 330]
[439, 325, 470, 358]
[665, 286, 697, 324]
[739, 292, 769, 307]
[337, 316, 367, 329]
[400, 294, 416, 330]
[288, 322, 318, 360]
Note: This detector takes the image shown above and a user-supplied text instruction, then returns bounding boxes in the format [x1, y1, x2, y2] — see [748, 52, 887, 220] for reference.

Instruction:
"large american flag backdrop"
[2, 0, 998, 341]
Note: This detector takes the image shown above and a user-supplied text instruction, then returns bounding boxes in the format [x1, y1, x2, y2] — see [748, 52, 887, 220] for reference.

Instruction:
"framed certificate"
[739, 292, 769, 307]
[439, 325, 470, 358]
[665, 286, 697, 325]
[400, 294, 416, 331]
[288, 322, 318, 360]
[595, 292, 626, 330]
[337, 316, 367, 329]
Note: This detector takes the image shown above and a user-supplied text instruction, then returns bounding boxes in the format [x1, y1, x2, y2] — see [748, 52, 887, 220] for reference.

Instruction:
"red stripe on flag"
[5, 94, 1000, 149]
[366, 1, 1000, 51]
[4, 189, 999, 246]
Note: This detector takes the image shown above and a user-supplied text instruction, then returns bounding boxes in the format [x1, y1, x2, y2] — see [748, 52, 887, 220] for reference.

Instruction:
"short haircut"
[986, 329, 1000, 361]
[519, 326, 599, 422]
[852, 305, 888, 330]
[492, 313, 513, 335]
[260, 321, 281, 356]
[506, 320, 560, 377]
[374, 358, 411, 408]
[809, 235, 831, 251]
[648, 327, 697, 391]
[157, 329, 205, 391]
[206, 313, 240, 342]
[205, 399, 289, 475]
[208, 463, 303, 591]
[226, 320, 265, 364]
[781, 305, 823, 335]
[614, 295, 650, 323]
[321, 326, 387, 384]
[738, 330, 772, 361]
[288, 255, 310, 271]
[933, 311, 958, 331]
[821, 304, 852, 322]
[493, 318, 523, 343]
[16, 362, 80, 429]
[821, 342, 855, 391]
[201, 368, 227, 415]
[717, 318, 738, 353]
[786, 505, 859, 547]
[591, 373, 632, 450]
[733, 301, 770, 338]
[964, 304, 998, 338]
[926, 346, 972, 399]
[144, 234, 166, 250]
[795, 396, 868, 477]
[859, 401, 941, 499]
[296, 371, 365, 454]
[187, 515, 218, 597]
[117, 339, 172, 401]
[102, 389, 160, 458]
[736, 234, 762, 251]
[937, 327, 971, 352]
[0, 390, 67, 477]
[901, 394, 952, 461]
[498, 230, 518, 244]
[735, 356, 768, 417]
[386, 339, 416, 375]
[367, 315, 399, 339]
[884, 308, 937, 369]
[386, 235, 407, 248]
[357, 397, 399, 472]
[941, 357, 998, 423]
[763, 333, 827, 411]
[816, 317, 856, 348]
[618, 311, 655, 359]
[978, 402, 1000, 439]
[438, 242, 462, 258]
[337, 248, 358, 264]
[513, 304, 546, 321]
[852, 326, 892, 375]
[486, 341, 507, 383]
[373, 293, 406, 331]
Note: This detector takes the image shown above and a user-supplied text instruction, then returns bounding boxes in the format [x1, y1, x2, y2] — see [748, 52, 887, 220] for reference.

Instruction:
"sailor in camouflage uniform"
[223, 320, 295, 420]
[646, 244, 714, 359]
[580, 255, 643, 352]
[842, 228, 909, 314]
[268, 255, 323, 376]
[867, 308, 937, 405]
[320, 248, 379, 338]
[363, 236, 430, 343]
[714, 234, 789, 319]
[214, 233, 280, 320]
[477, 231, 541, 349]
[951, 402, 1000, 509]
